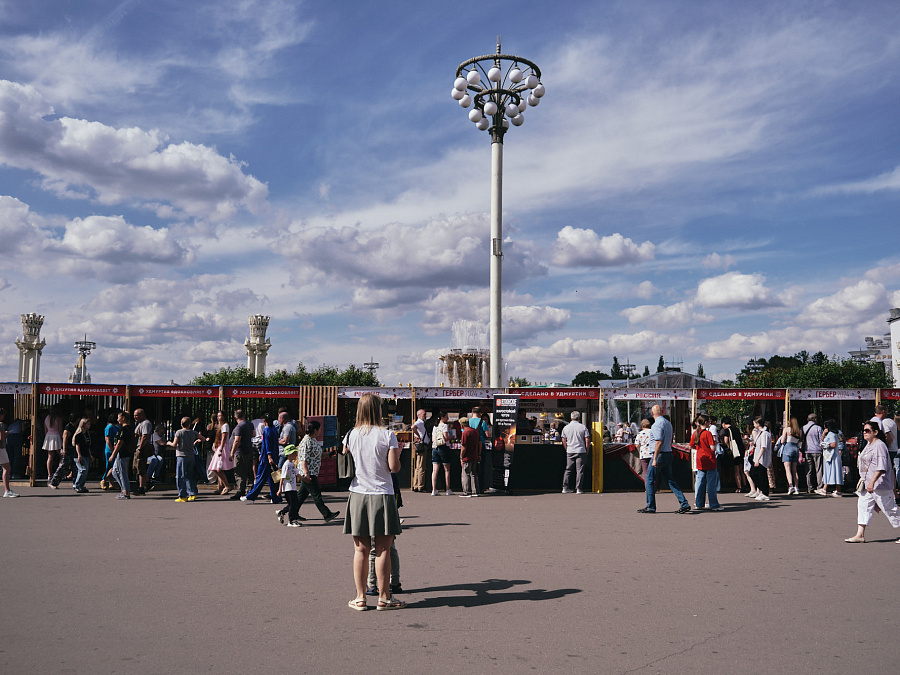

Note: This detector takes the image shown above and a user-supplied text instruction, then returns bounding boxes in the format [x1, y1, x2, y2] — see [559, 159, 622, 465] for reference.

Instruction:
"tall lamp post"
[73, 335, 96, 384]
[453, 37, 545, 388]
[622, 360, 636, 424]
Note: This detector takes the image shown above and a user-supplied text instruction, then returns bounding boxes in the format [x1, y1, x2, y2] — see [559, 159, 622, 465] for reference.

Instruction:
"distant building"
[849, 308, 897, 384]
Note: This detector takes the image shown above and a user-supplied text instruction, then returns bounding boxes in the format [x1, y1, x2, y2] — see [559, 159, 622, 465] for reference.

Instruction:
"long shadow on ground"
[408, 578, 581, 608]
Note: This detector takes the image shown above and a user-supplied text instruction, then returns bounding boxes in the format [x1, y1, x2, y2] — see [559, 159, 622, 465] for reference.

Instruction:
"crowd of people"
[630, 402, 900, 543]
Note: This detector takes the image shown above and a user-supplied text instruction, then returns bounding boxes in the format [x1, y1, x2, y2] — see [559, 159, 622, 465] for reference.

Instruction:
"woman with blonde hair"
[207, 410, 233, 494]
[343, 394, 404, 610]
[778, 415, 802, 495]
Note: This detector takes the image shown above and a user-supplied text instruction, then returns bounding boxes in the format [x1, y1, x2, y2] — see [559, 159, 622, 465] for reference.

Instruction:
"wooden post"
[409, 387, 417, 491]
[591, 419, 603, 493]
[218, 386, 225, 414]
[124, 385, 132, 414]
[875, 389, 881, 406]
[785, 388, 791, 424]
[29, 389, 37, 487]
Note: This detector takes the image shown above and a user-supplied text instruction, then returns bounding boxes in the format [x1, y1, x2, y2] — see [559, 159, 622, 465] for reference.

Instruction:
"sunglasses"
[863, 428, 874, 434]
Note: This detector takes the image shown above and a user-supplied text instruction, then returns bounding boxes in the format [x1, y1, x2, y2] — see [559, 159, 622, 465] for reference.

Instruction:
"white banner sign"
[414, 387, 503, 400]
[606, 388, 693, 400]
[0, 383, 32, 395]
[337, 387, 411, 399]
[790, 389, 876, 401]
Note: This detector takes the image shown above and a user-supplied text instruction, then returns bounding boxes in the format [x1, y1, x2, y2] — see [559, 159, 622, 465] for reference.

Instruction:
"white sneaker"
[755, 493, 771, 501]
[445, 489, 454, 496]
[746, 490, 759, 498]
[431, 490, 440, 496]
[576, 489, 585, 494]
[562, 488, 573, 494]
[2, 490, 19, 498]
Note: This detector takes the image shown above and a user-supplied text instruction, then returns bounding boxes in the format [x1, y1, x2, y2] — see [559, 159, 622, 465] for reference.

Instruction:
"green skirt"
[342, 492, 402, 536]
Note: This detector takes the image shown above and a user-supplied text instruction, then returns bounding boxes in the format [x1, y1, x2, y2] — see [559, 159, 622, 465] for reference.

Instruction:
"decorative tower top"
[248, 314, 270, 341]
[21, 313, 45, 340]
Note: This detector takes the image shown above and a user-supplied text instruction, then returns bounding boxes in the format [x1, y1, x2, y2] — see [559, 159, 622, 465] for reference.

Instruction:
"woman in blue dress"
[820, 419, 843, 497]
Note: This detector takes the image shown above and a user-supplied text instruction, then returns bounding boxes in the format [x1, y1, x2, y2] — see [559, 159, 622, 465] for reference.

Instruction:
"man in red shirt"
[460, 418, 481, 497]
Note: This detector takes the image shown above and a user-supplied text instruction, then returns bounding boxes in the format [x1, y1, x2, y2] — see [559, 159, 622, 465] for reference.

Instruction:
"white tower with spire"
[15, 313, 46, 383]
[244, 314, 271, 377]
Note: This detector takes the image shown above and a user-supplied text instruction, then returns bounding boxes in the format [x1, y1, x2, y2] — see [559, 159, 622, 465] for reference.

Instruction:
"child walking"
[277, 445, 302, 527]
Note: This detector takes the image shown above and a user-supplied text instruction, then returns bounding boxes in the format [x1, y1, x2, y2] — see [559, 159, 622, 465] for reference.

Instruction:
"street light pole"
[454, 38, 544, 388]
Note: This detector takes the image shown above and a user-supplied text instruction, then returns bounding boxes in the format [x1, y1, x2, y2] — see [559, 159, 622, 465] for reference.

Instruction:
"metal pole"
[490, 139, 503, 388]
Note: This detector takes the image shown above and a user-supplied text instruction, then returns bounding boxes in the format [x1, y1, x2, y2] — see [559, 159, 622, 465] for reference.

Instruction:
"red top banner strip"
[39, 384, 125, 396]
[697, 389, 785, 400]
[515, 388, 600, 400]
[881, 389, 900, 400]
[133, 386, 219, 398]
[225, 388, 300, 399]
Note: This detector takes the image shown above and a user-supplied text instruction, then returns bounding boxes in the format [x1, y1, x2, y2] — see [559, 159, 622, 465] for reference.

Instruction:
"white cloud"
[702, 252, 736, 269]
[798, 279, 886, 327]
[416, 289, 569, 342]
[813, 166, 900, 195]
[891, 290, 900, 308]
[703, 325, 855, 360]
[620, 301, 713, 327]
[695, 272, 784, 309]
[286, 214, 547, 310]
[634, 281, 658, 299]
[550, 228, 655, 267]
[0, 80, 268, 221]
[508, 331, 693, 369]
[53, 216, 193, 265]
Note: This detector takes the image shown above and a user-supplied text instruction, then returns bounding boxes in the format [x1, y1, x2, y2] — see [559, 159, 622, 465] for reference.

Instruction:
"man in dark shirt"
[230, 409, 254, 500]
[109, 412, 134, 499]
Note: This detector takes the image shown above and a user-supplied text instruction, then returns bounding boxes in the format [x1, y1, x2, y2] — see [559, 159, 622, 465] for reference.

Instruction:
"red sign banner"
[881, 389, 900, 400]
[697, 389, 785, 400]
[226, 387, 300, 399]
[133, 386, 219, 398]
[515, 388, 600, 400]
[39, 383, 124, 396]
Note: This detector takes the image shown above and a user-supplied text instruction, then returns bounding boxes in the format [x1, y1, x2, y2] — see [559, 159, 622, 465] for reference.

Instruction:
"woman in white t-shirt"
[342, 394, 404, 611]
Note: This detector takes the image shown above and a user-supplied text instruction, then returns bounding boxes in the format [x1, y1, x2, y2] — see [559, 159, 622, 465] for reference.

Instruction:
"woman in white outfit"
[845, 423, 900, 543]
[43, 406, 64, 480]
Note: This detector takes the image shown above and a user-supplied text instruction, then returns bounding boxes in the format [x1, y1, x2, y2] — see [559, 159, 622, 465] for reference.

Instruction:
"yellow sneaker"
[187, 496, 197, 501]
[175, 497, 187, 502]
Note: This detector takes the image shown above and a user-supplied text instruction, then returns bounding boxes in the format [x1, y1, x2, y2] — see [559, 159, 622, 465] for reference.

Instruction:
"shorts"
[342, 492, 402, 537]
[0, 447, 9, 464]
[431, 445, 451, 465]
[780, 442, 799, 463]
[133, 448, 150, 473]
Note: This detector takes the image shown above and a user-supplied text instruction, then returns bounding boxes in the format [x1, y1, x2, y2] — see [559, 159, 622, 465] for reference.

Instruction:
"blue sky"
[1, 0, 899, 385]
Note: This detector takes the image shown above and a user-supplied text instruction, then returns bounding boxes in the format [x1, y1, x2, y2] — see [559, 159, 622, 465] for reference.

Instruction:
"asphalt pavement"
[1, 483, 896, 674]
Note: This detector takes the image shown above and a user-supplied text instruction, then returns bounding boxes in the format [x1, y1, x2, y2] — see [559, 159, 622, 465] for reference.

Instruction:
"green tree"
[190, 362, 379, 387]
[610, 356, 625, 379]
[657, 355, 665, 373]
[735, 355, 889, 388]
[510, 377, 531, 387]
[572, 370, 611, 386]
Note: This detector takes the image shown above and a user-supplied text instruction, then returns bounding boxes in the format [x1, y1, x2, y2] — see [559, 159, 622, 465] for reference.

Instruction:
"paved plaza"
[1, 484, 896, 674]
